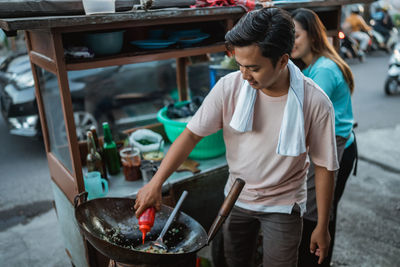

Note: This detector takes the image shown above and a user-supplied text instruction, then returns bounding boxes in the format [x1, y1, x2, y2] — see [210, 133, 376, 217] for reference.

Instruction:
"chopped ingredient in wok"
[136, 245, 185, 254]
[97, 216, 189, 255]
[167, 227, 180, 235]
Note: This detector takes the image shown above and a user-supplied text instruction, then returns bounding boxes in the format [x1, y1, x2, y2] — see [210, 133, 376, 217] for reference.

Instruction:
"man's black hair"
[225, 7, 295, 67]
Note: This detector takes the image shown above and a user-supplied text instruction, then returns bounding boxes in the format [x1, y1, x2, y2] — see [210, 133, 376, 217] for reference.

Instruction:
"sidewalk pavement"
[1, 124, 399, 267]
[356, 124, 400, 173]
[0, 209, 69, 266]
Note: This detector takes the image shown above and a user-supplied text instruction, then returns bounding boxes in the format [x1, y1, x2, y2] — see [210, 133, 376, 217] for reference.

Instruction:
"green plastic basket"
[157, 102, 225, 159]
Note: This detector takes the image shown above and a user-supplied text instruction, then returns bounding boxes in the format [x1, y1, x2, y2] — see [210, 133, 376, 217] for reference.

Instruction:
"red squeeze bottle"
[138, 207, 155, 244]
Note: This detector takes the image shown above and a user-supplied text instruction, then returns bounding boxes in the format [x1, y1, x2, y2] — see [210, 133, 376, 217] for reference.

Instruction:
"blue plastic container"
[209, 65, 236, 89]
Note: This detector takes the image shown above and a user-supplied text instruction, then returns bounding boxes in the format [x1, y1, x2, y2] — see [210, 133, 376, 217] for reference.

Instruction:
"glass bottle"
[102, 122, 120, 175]
[90, 126, 108, 180]
[86, 131, 105, 177]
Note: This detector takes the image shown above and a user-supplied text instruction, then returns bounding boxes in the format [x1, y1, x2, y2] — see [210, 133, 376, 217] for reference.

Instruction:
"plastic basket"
[209, 65, 237, 88]
[157, 102, 225, 159]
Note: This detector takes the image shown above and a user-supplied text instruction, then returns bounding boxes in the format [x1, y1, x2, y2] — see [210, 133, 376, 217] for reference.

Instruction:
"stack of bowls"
[84, 30, 125, 56]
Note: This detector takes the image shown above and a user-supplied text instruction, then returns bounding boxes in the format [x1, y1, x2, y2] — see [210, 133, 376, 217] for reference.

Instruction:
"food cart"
[0, 1, 374, 266]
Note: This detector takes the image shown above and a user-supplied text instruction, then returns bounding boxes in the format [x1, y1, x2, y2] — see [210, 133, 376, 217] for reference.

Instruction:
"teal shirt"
[303, 56, 354, 146]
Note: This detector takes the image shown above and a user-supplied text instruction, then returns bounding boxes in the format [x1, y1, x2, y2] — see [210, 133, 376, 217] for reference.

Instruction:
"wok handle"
[207, 178, 245, 244]
[74, 191, 88, 209]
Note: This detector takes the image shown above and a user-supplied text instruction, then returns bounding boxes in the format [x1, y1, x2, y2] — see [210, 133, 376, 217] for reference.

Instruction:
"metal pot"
[74, 178, 245, 266]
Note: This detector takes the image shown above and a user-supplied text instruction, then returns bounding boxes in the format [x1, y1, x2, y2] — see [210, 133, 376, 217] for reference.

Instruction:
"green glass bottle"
[102, 122, 120, 175]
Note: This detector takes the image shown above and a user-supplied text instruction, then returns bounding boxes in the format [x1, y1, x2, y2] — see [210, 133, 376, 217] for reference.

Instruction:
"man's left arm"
[307, 87, 339, 263]
[311, 164, 335, 264]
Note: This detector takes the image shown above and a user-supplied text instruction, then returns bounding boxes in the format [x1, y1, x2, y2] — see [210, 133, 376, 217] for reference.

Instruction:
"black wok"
[74, 178, 245, 265]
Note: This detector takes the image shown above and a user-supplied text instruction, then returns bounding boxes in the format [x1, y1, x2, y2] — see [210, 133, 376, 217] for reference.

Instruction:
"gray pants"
[223, 205, 302, 267]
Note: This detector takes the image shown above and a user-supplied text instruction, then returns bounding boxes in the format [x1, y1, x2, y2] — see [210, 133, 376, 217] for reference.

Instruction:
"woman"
[291, 8, 357, 267]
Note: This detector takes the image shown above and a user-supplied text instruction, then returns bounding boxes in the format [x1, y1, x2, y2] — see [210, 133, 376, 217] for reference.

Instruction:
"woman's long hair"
[292, 8, 354, 93]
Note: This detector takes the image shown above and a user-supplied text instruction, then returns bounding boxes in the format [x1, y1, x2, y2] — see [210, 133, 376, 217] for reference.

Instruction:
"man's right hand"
[134, 180, 162, 218]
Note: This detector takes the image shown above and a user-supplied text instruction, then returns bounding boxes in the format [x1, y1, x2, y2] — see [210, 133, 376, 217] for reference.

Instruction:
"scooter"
[370, 19, 399, 52]
[387, 28, 399, 51]
[338, 30, 364, 62]
[384, 43, 400, 95]
[369, 28, 386, 52]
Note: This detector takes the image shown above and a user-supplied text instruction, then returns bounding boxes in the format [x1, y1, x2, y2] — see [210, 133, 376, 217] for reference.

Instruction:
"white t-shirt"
[187, 70, 338, 214]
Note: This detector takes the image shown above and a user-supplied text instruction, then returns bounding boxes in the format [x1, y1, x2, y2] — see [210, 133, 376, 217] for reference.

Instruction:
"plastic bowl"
[84, 30, 125, 56]
[157, 102, 226, 159]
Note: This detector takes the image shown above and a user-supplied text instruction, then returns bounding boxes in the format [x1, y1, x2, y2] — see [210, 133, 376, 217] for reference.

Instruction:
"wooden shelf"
[66, 43, 226, 70]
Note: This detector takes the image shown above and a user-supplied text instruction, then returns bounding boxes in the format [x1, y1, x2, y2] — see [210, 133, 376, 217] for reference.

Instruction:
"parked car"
[0, 53, 214, 140]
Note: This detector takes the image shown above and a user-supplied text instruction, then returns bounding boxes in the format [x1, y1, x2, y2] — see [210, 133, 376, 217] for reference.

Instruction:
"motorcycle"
[369, 28, 386, 52]
[338, 30, 364, 62]
[369, 22, 399, 53]
[384, 43, 400, 95]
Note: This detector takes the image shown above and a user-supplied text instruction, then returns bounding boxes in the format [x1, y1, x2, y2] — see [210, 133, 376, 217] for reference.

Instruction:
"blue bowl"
[130, 39, 176, 50]
[84, 30, 125, 56]
[176, 33, 210, 46]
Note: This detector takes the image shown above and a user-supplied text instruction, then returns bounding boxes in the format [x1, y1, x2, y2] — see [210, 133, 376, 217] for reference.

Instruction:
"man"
[345, 5, 372, 55]
[372, 5, 394, 42]
[134, 7, 338, 266]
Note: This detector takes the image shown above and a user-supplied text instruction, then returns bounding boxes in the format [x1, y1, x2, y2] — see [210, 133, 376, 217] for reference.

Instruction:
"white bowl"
[82, 0, 115, 15]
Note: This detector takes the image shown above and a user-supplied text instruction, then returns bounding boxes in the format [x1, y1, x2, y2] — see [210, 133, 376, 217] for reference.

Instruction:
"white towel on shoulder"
[229, 60, 306, 157]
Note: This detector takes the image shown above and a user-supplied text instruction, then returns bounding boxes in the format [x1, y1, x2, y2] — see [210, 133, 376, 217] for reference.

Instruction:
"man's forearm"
[151, 128, 202, 188]
[314, 165, 335, 228]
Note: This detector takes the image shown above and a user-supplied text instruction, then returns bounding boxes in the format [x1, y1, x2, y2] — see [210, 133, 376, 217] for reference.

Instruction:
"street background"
[0, 49, 400, 266]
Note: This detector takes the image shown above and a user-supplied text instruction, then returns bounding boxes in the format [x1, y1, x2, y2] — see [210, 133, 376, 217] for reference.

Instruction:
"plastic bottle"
[138, 207, 155, 244]
[90, 126, 108, 180]
[86, 131, 105, 177]
[102, 122, 120, 175]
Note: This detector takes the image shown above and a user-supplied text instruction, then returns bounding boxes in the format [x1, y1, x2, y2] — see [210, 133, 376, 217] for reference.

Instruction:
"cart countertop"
[0, 0, 376, 32]
[106, 152, 228, 199]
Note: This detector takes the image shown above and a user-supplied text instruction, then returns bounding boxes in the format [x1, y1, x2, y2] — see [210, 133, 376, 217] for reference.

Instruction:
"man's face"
[234, 44, 284, 92]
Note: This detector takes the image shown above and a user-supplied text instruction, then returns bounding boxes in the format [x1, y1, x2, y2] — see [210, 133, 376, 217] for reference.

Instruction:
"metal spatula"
[152, 190, 188, 250]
